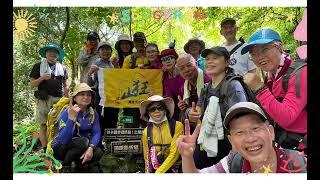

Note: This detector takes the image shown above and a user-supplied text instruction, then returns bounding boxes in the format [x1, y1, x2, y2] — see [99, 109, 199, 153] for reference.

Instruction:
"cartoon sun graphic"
[13, 9, 37, 42]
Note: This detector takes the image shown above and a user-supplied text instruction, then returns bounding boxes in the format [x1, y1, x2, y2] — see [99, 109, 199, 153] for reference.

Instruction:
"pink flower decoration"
[294, 9, 307, 59]
[294, 9, 307, 41]
[296, 45, 307, 59]
[44, 160, 52, 167]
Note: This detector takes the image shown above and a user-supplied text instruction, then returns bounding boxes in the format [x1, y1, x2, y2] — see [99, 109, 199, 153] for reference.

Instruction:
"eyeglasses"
[230, 125, 267, 138]
[249, 45, 275, 60]
[161, 55, 176, 62]
[147, 104, 165, 112]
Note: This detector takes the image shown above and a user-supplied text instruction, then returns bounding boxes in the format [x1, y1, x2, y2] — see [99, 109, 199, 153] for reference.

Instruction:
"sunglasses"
[147, 104, 165, 112]
[161, 55, 176, 62]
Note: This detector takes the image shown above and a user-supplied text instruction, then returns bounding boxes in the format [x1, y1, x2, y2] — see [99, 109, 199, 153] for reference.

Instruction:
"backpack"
[274, 59, 307, 148]
[147, 119, 176, 150]
[230, 149, 307, 173]
[46, 97, 70, 155]
[202, 73, 259, 119]
[146, 119, 179, 172]
[279, 59, 307, 103]
[46, 97, 95, 155]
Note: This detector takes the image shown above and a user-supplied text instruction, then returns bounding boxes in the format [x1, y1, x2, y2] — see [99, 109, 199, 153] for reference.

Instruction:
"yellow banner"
[103, 69, 163, 108]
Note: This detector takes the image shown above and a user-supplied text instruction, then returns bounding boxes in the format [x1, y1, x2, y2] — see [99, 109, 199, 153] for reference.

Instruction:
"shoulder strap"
[203, 82, 211, 111]
[130, 52, 138, 69]
[147, 122, 153, 149]
[169, 119, 176, 138]
[230, 152, 244, 173]
[219, 74, 240, 103]
[229, 43, 243, 55]
[282, 59, 307, 97]
[284, 149, 307, 173]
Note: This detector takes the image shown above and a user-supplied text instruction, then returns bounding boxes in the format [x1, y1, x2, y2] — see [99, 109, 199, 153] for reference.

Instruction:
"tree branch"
[146, 20, 167, 37]
[60, 7, 70, 49]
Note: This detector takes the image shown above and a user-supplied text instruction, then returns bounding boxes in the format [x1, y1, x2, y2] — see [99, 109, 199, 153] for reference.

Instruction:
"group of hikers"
[29, 18, 307, 173]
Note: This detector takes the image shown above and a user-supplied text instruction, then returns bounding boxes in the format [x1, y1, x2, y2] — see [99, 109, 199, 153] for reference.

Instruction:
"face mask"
[148, 112, 168, 125]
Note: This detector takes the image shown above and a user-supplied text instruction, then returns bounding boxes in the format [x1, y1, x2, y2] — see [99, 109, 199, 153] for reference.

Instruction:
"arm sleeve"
[142, 128, 149, 173]
[63, 65, 69, 81]
[121, 55, 132, 69]
[77, 49, 91, 65]
[155, 122, 184, 173]
[29, 63, 40, 79]
[256, 66, 307, 129]
[199, 152, 234, 173]
[55, 109, 76, 145]
[226, 80, 248, 108]
[89, 110, 101, 146]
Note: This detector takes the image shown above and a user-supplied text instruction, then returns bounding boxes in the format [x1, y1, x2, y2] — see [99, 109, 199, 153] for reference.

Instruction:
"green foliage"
[13, 7, 305, 125]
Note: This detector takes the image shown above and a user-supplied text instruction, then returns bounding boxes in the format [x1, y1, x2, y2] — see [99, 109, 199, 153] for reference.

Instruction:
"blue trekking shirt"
[51, 108, 101, 148]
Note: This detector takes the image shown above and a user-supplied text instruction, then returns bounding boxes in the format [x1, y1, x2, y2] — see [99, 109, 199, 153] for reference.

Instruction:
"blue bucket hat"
[39, 43, 65, 62]
[241, 28, 282, 55]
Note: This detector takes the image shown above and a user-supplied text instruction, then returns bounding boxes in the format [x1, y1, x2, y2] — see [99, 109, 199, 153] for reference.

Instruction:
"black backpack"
[146, 119, 178, 172]
[147, 119, 176, 150]
[202, 73, 260, 118]
[230, 149, 307, 173]
[277, 59, 307, 106]
[274, 59, 307, 148]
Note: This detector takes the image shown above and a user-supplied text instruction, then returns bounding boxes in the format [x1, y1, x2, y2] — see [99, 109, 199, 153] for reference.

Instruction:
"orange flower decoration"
[32, 132, 40, 139]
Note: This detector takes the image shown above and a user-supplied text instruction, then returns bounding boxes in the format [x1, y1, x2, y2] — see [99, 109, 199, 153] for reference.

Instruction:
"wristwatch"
[89, 144, 96, 150]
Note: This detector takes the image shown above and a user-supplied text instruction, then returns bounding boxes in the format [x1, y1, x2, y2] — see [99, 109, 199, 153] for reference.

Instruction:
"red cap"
[158, 48, 178, 60]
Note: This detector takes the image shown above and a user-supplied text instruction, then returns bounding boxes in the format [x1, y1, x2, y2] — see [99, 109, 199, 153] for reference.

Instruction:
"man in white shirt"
[221, 18, 256, 76]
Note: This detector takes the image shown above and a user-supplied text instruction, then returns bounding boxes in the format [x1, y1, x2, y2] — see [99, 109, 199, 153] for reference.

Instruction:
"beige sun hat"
[115, 34, 134, 51]
[97, 41, 112, 50]
[139, 95, 175, 122]
[223, 102, 268, 130]
[72, 83, 95, 97]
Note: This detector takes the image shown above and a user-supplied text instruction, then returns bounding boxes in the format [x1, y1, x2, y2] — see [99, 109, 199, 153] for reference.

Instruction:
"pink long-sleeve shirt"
[256, 59, 307, 134]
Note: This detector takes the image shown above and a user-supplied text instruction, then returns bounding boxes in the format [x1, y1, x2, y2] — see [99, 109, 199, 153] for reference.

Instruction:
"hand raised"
[188, 102, 201, 123]
[42, 73, 51, 80]
[177, 95, 188, 112]
[68, 104, 81, 121]
[88, 64, 99, 76]
[176, 119, 200, 158]
[243, 67, 264, 91]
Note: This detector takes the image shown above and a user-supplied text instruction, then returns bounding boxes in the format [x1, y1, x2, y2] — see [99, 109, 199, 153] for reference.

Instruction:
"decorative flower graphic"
[13, 9, 37, 43]
[13, 127, 62, 175]
[293, 8, 307, 59]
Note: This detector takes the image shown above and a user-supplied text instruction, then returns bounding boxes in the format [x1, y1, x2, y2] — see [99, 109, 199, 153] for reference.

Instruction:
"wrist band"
[254, 85, 267, 95]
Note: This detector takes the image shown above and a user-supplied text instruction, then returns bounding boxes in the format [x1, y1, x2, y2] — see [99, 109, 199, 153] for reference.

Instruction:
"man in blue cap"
[77, 31, 100, 83]
[29, 43, 69, 152]
[242, 28, 307, 151]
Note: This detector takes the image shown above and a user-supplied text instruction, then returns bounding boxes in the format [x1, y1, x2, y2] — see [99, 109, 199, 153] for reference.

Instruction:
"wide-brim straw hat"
[139, 95, 174, 122]
[72, 83, 95, 97]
